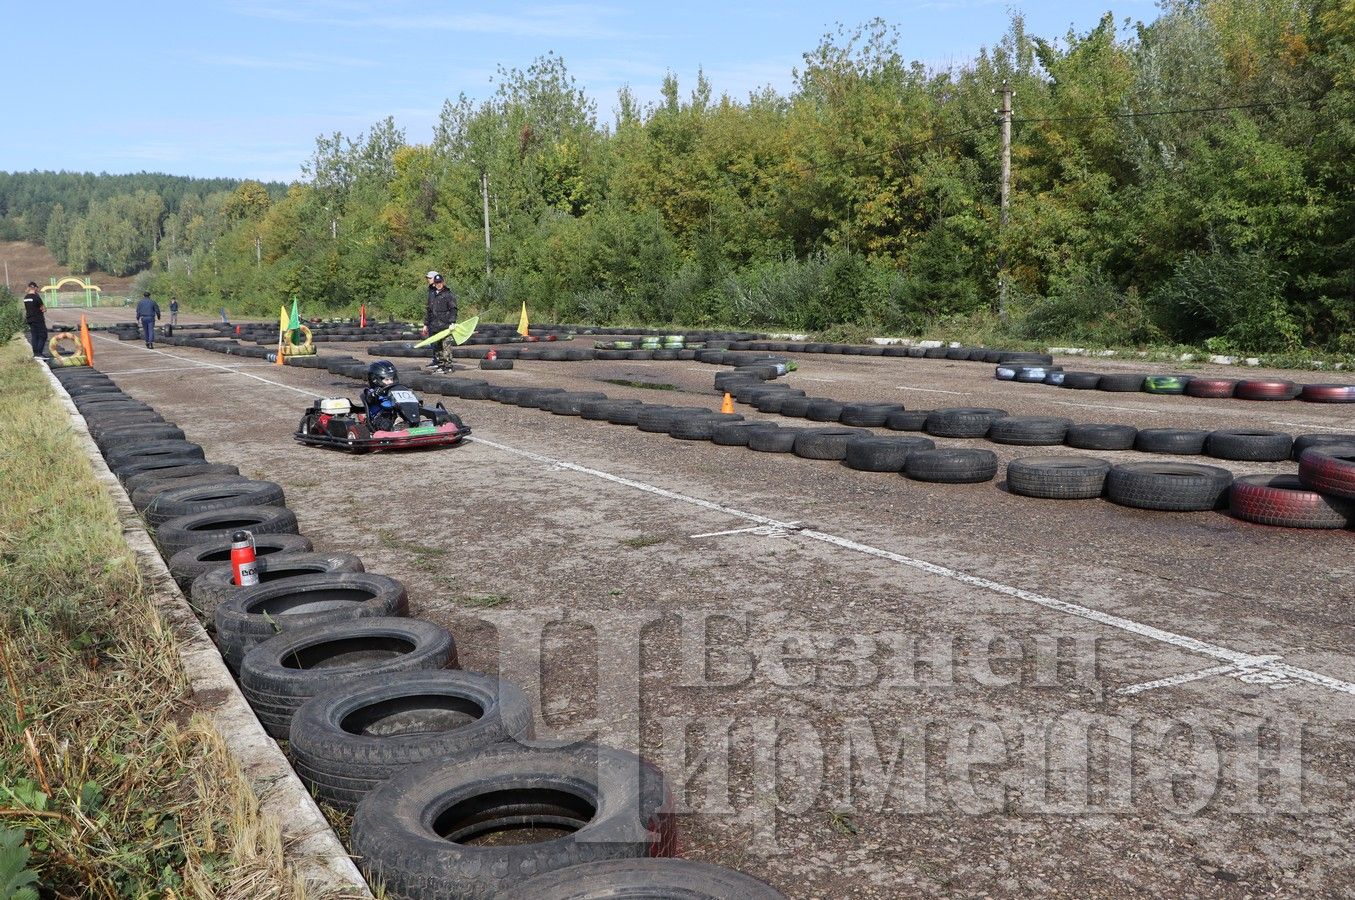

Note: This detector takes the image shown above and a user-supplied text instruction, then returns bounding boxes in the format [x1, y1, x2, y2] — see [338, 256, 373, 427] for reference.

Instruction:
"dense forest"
[4, 0, 1353, 354]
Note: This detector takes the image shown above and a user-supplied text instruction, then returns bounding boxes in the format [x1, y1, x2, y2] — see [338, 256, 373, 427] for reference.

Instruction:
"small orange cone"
[721, 392, 734, 414]
[78, 315, 94, 366]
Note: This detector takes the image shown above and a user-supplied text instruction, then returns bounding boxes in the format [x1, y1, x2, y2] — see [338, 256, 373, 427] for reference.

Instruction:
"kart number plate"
[406, 425, 437, 435]
[390, 390, 418, 404]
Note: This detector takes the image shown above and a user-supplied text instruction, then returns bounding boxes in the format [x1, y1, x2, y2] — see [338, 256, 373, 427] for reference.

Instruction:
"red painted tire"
[1184, 378, 1237, 399]
[1235, 379, 1300, 401]
[1299, 384, 1355, 403]
[1298, 444, 1355, 500]
[1229, 474, 1355, 529]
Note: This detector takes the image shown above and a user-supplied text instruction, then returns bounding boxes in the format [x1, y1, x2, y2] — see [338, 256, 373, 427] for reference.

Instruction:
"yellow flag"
[517, 302, 529, 336]
[279, 305, 289, 336]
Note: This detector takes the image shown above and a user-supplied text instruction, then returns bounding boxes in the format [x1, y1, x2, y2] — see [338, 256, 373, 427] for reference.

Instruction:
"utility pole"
[997, 79, 1013, 320]
[255, 234, 262, 268]
[480, 170, 492, 278]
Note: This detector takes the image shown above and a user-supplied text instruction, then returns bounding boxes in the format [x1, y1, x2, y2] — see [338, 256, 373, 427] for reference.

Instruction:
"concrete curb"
[41, 364, 373, 899]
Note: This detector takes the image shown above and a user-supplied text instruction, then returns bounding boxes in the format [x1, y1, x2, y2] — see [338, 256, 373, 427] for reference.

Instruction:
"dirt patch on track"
[86, 333, 1355, 898]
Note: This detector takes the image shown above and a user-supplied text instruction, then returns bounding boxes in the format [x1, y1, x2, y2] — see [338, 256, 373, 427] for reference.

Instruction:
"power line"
[1013, 97, 1316, 125]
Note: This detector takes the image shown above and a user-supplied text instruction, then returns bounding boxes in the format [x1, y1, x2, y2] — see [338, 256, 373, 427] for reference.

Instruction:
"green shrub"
[0, 289, 22, 344]
[1149, 249, 1300, 353]
[1008, 266, 1160, 347]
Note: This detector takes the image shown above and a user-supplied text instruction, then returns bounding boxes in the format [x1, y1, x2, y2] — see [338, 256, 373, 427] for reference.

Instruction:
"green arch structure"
[41, 276, 104, 308]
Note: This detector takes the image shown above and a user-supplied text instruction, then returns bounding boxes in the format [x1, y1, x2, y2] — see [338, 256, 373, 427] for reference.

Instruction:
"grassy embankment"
[0, 339, 339, 898]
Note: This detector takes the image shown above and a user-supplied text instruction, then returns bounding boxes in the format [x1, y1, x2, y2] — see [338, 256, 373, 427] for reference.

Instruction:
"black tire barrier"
[349, 742, 675, 900]
[604, 403, 649, 426]
[95, 424, 188, 453]
[545, 392, 608, 416]
[214, 572, 409, 671]
[924, 408, 1008, 439]
[1291, 433, 1355, 462]
[986, 416, 1073, 446]
[885, 409, 931, 431]
[502, 859, 789, 900]
[777, 396, 814, 417]
[124, 462, 244, 496]
[480, 359, 513, 370]
[145, 479, 287, 527]
[711, 422, 778, 446]
[1006, 456, 1111, 500]
[167, 534, 316, 592]
[239, 617, 457, 739]
[748, 426, 805, 453]
[904, 448, 999, 483]
[1299, 384, 1355, 403]
[113, 452, 217, 484]
[1297, 444, 1355, 500]
[1204, 429, 1294, 462]
[154, 506, 301, 558]
[580, 399, 639, 421]
[669, 413, 744, 440]
[1229, 474, 1355, 529]
[1097, 373, 1146, 392]
[190, 551, 368, 620]
[1105, 462, 1233, 512]
[131, 472, 250, 513]
[842, 436, 934, 472]
[753, 391, 804, 413]
[1064, 423, 1137, 451]
[289, 670, 534, 811]
[793, 428, 869, 461]
[839, 403, 903, 427]
[804, 400, 845, 422]
[106, 439, 206, 471]
[1134, 428, 1208, 455]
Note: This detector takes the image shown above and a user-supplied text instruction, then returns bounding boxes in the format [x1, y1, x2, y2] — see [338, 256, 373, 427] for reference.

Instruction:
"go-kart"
[295, 389, 469, 453]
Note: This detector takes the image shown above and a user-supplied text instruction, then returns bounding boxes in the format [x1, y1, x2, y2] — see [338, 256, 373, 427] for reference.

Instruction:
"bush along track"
[52, 359, 785, 898]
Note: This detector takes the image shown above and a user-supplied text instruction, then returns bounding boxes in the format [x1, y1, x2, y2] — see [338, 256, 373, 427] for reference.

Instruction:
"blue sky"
[6, 1, 1154, 182]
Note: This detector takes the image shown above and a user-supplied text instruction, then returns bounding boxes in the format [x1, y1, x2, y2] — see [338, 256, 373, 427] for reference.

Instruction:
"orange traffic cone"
[721, 392, 734, 414]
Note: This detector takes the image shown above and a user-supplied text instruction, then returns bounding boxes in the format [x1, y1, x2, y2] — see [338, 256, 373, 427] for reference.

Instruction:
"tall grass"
[0, 340, 356, 899]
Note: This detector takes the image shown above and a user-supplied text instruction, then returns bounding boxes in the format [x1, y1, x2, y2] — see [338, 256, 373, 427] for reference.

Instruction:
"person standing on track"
[135, 291, 161, 349]
[169, 296, 179, 328]
[23, 282, 49, 359]
[424, 272, 457, 372]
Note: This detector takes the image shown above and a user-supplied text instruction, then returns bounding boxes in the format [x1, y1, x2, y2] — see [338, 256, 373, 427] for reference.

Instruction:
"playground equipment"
[39, 276, 121, 308]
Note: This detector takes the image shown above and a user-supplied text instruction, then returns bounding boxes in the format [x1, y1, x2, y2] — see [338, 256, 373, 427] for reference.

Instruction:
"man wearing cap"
[23, 282, 49, 359]
[424, 272, 457, 371]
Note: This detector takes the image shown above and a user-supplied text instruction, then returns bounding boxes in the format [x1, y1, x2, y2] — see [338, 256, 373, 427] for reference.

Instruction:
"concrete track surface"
[69, 319, 1354, 899]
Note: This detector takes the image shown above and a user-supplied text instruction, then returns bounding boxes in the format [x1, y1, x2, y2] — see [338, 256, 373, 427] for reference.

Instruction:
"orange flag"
[79, 315, 94, 366]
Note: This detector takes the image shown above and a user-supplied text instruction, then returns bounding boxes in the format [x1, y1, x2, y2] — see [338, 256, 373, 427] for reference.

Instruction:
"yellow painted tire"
[282, 324, 315, 356]
[48, 332, 87, 366]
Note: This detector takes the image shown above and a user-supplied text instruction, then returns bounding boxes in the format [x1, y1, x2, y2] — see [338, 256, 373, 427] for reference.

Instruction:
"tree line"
[5, 0, 1353, 354]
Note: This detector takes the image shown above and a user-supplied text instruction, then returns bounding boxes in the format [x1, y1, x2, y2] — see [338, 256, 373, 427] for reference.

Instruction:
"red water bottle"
[230, 530, 259, 586]
[486, 349, 498, 361]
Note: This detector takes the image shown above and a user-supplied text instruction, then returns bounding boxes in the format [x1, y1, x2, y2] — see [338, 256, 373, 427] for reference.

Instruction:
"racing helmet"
[367, 360, 398, 390]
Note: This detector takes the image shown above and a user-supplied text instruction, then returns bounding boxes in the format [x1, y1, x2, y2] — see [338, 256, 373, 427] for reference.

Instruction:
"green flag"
[288, 297, 301, 331]
[414, 315, 480, 348]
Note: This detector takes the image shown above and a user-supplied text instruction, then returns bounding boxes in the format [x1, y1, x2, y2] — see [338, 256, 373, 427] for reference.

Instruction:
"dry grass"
[0, 338, 355, 898]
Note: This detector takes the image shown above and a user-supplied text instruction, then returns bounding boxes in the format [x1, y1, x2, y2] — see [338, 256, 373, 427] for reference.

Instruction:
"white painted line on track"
[468, 434, 1355, 698]
[895, 386, 966, 396]
[690, 522, 801, 539]
[102, 363, 264, 376]
[1117, 655, 1282, 695]
[91, 334, 320, 398]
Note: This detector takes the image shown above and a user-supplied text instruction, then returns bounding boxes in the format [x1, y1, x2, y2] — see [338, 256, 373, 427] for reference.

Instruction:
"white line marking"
[102, 363, 260, 376]
[1271, 421, 1351, 432]
[92, 335, 319, 397]
[895, 386, 966, 396]
[467, 435, 1355, 697]
[1117, 656, 1282, 695]
[690, 522, 801, 539]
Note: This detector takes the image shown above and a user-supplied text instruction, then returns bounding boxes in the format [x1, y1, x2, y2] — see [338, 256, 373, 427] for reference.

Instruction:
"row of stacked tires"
[993, 361, 1355, 404]
[48, 363, 785, 900]
[702, 353, 1355, 528]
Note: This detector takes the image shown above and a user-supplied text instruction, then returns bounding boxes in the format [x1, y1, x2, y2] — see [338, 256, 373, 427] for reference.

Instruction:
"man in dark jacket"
[22, 282, 48, 359]
[135, 291, 161, 348]
[424, 273, 457, 371]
